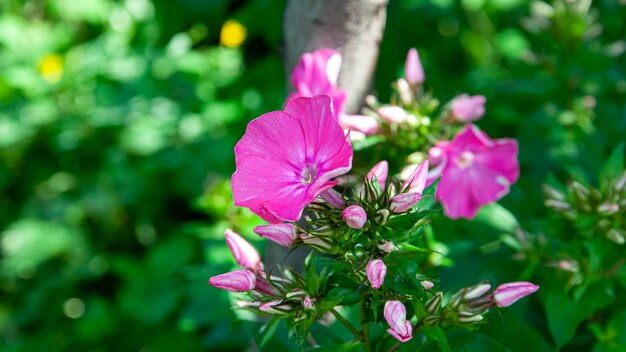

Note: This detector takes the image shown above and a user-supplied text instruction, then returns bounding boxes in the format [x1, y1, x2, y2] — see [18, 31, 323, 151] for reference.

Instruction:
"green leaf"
[599, 143, 625, 184]
[446, 331, 511, 352]
[423, 326, 452, 352]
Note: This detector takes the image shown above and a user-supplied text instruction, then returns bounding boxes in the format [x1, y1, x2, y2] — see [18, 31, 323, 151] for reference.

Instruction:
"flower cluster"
[209, 48, 537, 347]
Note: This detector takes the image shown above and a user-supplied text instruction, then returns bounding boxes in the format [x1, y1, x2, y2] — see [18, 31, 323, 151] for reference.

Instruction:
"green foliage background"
[0, 0, 624, 351]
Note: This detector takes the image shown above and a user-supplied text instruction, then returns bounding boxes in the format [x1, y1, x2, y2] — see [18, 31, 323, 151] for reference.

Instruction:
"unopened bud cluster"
[543, 169, 626, 244]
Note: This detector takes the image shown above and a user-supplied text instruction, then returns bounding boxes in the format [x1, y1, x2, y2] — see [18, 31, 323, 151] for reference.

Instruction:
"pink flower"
[289, 48, 346, 116]
[233, 95, 353, 223]
[367, 160, 388, 190]
[493, 281, 539, 307]
[401, 160, 429, 194]
[253, 223, 296, 247]
[384, 301, 413, 343]
[390, 193, 422, 213]
[208, 270, 256, 292]
[366, 259, 387, 289]
[342, 205, 367, 229]
[433, 125, 519, 219]
[450, 94, 486, 122]
[225, 229, 262, 271]
[404, 48, 425, 85]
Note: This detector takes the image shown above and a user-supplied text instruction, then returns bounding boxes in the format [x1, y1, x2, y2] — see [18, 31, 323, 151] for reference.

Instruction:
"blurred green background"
[1, 0, 624, 351]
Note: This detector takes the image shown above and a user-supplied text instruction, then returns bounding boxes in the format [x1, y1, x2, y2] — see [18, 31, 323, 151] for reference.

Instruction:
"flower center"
[301, 165, 318, 185]
[456, 151, 474, 169]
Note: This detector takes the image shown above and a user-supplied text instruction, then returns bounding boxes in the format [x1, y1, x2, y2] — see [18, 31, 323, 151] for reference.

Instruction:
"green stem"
[331, 308, 362, 342]
[360, 296, 371, 352]
[386, 342, 401, 352]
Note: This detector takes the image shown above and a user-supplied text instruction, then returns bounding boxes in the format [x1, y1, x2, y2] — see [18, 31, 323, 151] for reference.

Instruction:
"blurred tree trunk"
[283, 0, 389, 114]
[264, 0, 388, 272]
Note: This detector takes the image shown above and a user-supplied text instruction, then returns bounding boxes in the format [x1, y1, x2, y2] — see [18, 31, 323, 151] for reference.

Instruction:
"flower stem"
[360, 296, 372, 352]
[331, 308, 362, 342]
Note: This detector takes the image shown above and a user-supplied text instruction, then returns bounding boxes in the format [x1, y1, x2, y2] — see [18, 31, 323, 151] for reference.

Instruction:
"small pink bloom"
[366, 259, 387, 289]
[225, 229, 261, 271]
[390, 192, 422, 213]
[404, 48, 425, 85]
[339, 114, 380, 135]
[493, 281, 539, 307]
[289, 48, 346, 115]
[450, 94, 486, 122]
[208, 270, 256, 292]
[377, 240, 398, 253]
[367, 160, 388, 190]
[401, 160, 429, 194]
[377, 106, 407, 124]
[384, 301, 413, 343]
[253, 223, 296, 247]
[303, 296, 314, 310]
[342, 205, 367, 229]
[433, 124, 519, 219]
[233, 95, 353, 223]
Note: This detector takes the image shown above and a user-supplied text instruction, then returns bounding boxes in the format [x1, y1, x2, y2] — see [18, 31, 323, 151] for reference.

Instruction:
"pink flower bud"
[377, 106, 407, 124]
[390, 193, 422, 213]
[384, 301, 413, 343]
[493, 281, 539, 307]
[377, 240, 398, 253]
[303, 296, 314, 310]
[366, 259, 387, 289]
[320, 189, 346, 209]
[404, 48, 425, 85]
[253, 223, 295, 247]
[254, 276, 278, 296]
[208, 270, 256, 292]
[421, 280, 434, 290]
[367, 160, 388, 190]
[342, 205, 367, 229]
[401, 160, 429, 194]
[450, 94, 486, 122]
[339, 114, 380, 135]
[259, 299, 292, 314]
[225, 229, 261, 271]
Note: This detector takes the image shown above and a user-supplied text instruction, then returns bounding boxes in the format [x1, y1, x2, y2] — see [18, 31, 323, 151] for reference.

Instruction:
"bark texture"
[264, 0, 388, 272]
[283, 0, 389, 113]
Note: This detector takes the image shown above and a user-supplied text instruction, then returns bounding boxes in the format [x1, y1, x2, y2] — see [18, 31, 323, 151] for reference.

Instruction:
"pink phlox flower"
[405, 48, 425, 85]
[233, 95, 353, 223]
[432, 124, 519, 219]
[289, 48, 346, 117]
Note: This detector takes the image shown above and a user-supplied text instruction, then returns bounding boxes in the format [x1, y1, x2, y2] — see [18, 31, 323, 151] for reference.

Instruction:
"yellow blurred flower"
[38, 54, 64, 84]
[220, 20, 247, 48]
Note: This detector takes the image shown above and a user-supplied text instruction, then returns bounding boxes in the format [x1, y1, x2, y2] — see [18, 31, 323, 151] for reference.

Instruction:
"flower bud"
[401, 160, 429, 194]
[303, 296, 314, 310]
[396, 79, 413, 105]
[367, 160, 389, 191]
[425, 292, 442, 315]
[366, 259, 387, 289]
[254, 277, 278, 296]
[224, 229, 261, 271]
[421, 280, 435, 290]
[209, 270, 256, 292]
[374, 209, 390, 225]
[390, 192, 422, 213]
[598, 202, 619, 215]
[377, 240, 398, 253]
[404, 48, 425, 85]
[320, 189, 346, 209]
[457, 312, 484, 323]
[377, 106, 407, 124]
[493, 281, 539, 307]
[285, 289, 307, 300]
[464, 284, 491, 301]
[450, 94, 486, 122]
[384, 301, 413, 342]
[339, 114, 380, 135]
[300, 234, 334, 252]
[615, 170, 626, 191]
[606, 228, 625, 245]
[253, 223, 296, 247]
[342, 205, 367, 229]
[542, 184, 565, 201]
[259, 299, 292, 315]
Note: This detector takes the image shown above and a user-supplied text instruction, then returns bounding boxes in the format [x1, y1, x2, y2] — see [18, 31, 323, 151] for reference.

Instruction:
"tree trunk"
[283, 0, 389, 114]
[264, 0, 388, 272]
